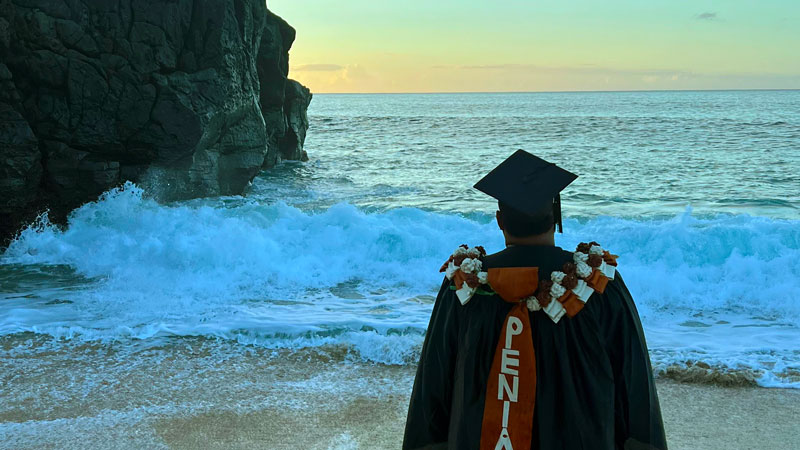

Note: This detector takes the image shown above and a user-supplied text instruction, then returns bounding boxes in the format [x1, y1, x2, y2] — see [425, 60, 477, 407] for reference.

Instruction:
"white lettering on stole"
[495, 427, 513, 450]
[501, 348, 520, 376]
[495, 314, 523, 449]
[497, 372, 519, 402]
[505, 316, 523, 348]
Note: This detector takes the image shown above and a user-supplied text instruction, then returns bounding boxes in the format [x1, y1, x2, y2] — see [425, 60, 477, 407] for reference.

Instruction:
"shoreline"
[2, 340, 799, 449]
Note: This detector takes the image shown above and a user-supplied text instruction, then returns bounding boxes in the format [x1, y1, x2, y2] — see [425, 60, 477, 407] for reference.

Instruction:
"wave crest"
[2, 184, 800, 387]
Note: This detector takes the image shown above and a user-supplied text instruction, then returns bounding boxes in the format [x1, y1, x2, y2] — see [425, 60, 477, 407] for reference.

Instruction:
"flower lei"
[523, 241, 618, 322]
[439, 244, 491, 305]
[440, 242, 619, 323]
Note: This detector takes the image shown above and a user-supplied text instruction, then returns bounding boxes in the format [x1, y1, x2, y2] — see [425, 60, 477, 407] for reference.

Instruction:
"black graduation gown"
[403, 245, 667, 450]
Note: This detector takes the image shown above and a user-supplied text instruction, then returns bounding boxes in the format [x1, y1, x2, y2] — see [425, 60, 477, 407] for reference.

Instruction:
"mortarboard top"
[473, 150, 578, 216]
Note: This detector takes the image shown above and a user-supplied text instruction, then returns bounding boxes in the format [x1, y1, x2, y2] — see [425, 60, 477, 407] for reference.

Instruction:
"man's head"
[496, 200, 555, 238]
[473, 150, 577, 237]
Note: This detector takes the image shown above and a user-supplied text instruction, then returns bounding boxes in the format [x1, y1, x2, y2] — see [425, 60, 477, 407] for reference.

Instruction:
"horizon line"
[307, 88, 800, 95]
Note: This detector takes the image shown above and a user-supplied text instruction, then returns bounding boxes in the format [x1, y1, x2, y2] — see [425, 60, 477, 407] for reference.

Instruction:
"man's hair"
[498, 201, 554, 237]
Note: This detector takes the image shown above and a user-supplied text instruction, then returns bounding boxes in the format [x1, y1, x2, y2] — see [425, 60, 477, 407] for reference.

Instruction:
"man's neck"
[504, 231, 556, 247]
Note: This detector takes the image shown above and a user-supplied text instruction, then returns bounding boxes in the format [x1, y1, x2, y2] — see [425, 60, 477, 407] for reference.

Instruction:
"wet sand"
[154, 381, 800, 450]
[2, 338, 799, 449]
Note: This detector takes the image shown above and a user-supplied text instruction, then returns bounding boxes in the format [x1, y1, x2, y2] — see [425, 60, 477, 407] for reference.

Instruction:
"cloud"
[339, 64, 372, 82]
[289, 64, 375, 92]
[432, 63, 543, 71]
[292, 64, 344, 72]
[460, 64, 527, 70]
[696, 12, 717, 21]
[433, 63, 691, 79]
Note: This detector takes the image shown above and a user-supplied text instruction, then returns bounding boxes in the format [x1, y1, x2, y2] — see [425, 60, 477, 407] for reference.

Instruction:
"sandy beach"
[153, 381, 800, 450]
[2, 338, 799, 450]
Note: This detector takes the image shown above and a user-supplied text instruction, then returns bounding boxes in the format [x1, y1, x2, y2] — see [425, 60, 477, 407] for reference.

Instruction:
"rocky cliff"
[0, 0, 311, 244]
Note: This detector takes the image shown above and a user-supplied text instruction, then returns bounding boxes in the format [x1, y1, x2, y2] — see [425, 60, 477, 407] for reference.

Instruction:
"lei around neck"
[439, 243, 618, 323]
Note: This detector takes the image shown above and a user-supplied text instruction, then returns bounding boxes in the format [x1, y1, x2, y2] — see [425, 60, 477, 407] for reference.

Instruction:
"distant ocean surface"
[2, 90, 800, 388]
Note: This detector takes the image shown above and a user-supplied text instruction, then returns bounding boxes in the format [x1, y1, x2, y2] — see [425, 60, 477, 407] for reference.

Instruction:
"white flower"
[468, 247, 482, 257]
[550, 282, 566, 299]
[551, 271, 566, 283]
[589, 245, 604, 255]
[453, 246, 468, 256]
[477, 271, 488, 284]
[526, 296, 542, 311]
[573, 251, 588, 263]
[576, 261, 592, 278]
[460, 258, 480, 274]
[445, 262, 457, 279]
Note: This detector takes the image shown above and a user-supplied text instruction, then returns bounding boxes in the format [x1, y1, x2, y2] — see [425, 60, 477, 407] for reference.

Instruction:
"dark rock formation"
[0, 0, 311, 244]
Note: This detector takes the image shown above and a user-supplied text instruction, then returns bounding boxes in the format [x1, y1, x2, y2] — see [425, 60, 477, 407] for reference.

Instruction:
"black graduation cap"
[473, 150, 578, 232]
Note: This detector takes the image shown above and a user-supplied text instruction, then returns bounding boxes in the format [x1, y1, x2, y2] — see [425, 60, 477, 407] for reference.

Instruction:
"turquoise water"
[2, 90, 800, 387]
[287, 90, 800, 219]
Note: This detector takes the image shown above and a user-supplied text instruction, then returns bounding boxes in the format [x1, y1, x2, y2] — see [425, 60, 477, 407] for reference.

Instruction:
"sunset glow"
[269, 0, 800, 93]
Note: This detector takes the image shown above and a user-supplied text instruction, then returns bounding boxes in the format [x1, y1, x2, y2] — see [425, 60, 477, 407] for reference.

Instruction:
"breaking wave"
[2, 183, 800, 386]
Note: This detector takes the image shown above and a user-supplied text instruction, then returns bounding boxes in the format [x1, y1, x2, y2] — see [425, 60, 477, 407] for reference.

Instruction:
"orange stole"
[479, 301, 537, 450]
[487, 267, 539, 302]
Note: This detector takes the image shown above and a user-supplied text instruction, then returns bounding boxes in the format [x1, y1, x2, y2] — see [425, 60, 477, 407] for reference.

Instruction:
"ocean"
[2, 90, 800, 447]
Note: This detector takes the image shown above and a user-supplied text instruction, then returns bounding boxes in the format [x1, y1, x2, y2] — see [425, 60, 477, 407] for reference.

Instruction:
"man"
[403, 150, 667, 450]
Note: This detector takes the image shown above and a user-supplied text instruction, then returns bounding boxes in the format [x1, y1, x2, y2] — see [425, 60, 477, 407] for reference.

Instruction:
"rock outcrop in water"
[0, 0, 311, 245]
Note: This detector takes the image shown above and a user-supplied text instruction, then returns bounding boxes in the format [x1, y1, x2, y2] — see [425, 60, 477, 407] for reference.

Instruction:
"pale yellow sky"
[269, 0, 800, 93]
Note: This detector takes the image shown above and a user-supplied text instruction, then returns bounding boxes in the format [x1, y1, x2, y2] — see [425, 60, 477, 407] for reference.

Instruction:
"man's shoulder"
[482, 245, 574, 270]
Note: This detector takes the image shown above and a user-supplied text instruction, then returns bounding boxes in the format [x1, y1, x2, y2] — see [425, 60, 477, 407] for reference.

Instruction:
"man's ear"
[496, 210, 504, 230]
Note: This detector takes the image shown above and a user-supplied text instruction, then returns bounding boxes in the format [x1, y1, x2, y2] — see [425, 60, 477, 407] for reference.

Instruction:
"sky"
[268, 0, 800, 93]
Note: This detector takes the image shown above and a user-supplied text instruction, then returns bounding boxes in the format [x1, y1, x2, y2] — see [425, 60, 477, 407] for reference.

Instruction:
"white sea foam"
[2, 183, 800, 386]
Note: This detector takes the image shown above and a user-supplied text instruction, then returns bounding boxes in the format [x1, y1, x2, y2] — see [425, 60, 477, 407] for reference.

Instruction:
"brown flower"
[536, 290, 552, 307]
[576, 242, 592, 253]
[475, 246, 486, 256]
[587, 254, 603, 268]
[535, 281, 554, 307]
[562, 274, 579, 290]
[453, 254, 468, 266]
[464, 273, 480, 288]
[562, 262, 577, 276]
